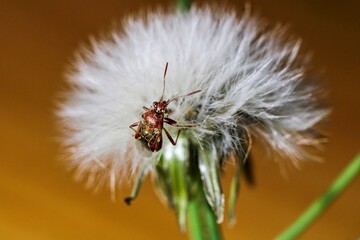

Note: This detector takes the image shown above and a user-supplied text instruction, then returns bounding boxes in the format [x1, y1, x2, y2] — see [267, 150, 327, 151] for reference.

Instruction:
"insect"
[129, 62, 201, 152]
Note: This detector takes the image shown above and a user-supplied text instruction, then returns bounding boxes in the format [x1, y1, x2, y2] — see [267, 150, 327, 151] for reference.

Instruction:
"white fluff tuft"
[58, 6, 328, 189]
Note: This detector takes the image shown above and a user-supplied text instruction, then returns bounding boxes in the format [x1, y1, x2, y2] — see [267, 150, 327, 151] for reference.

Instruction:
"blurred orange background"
[0, 0, 359, 239]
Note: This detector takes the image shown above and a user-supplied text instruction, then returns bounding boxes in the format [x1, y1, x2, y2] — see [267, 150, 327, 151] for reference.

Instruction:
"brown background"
[1, 0, 359, 239]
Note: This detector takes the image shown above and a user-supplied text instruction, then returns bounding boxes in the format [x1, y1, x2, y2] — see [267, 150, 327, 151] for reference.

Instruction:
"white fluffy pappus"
[58, 6, 329, 191]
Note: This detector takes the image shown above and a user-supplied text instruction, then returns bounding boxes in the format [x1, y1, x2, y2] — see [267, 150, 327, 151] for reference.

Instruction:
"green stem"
[187, 166, 221, 240]
[155, 133, 221, 239]
[276, 153, 360, 240]
[188, 198, 221, 240]
[177, 0, 191, 12]
[186, 135, 221, 240]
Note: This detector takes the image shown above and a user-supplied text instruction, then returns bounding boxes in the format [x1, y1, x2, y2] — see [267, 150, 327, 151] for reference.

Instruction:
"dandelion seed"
[57, 6, 328, 225]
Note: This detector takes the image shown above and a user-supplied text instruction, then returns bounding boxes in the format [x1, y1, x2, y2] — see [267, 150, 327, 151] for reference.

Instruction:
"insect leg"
[124, 160, 152, 205]
[129, 121, 140, 131]
[163, 127, 175, 145]
[165, 117, 198, 128]
[164, 117, 177, 125]
[163, 127, 182, 145]
[129, 121, 141, 139]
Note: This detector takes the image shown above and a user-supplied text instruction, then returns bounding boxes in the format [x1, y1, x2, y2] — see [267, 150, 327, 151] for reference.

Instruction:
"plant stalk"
[276, 153, 360, 239]
[177, 0, 191, 12]
[187, 192, 221, 240]
[187, 144, 222, 240]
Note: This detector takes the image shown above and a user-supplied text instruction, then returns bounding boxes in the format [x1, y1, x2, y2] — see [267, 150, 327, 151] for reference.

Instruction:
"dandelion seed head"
[58, 6, 329, 189]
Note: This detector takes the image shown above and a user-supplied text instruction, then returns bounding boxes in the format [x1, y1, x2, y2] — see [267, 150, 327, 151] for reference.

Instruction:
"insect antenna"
[167, 90, 202, 105]
[160, 62, 168, 101]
